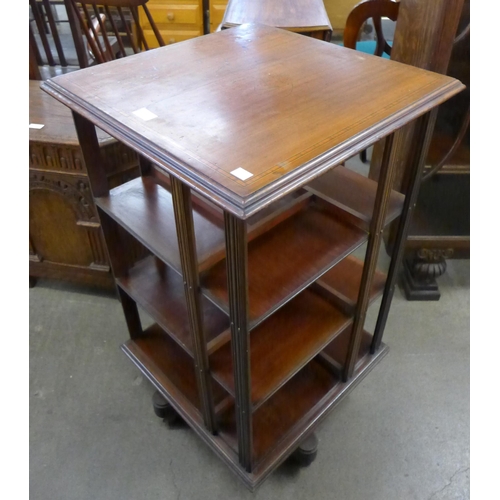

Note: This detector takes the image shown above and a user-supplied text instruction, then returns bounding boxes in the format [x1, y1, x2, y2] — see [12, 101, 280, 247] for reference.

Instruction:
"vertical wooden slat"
[343, 133, 396, 381]
[82, 2, 106, 61]
[104, 5, 127, 57]
[42, 0, 68, 66]
[224, 211, 253, 472]
[170, 177, 216, 434]
[69, 0, 105, 64]
[117, 6, 139, 54]
[30, 0, 56, 66]
[371, 110, 438, 353]
[130, 6, 149, 51]
[92, 4, 115, 60]
[142, 4, 165, 46]
[64, 0, 89, 67]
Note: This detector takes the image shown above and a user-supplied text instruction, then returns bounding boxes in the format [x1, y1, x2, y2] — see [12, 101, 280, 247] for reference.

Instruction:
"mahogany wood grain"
[306, 165, 405, 230]
[202, 201, 367, 327]
[210, 287, 352, 410]
[41, 24, 463, 218]
[218, 329, 386, 471]
[117, 255, 229, 355]
[96, 176, 225, 273]
[122, 324, 229, 413]
[221, 0, 333, 39]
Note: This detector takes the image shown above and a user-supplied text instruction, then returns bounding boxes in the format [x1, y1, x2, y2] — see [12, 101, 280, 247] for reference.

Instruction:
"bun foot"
[291, 432, 318, 466]
[152, 390, 184, 426]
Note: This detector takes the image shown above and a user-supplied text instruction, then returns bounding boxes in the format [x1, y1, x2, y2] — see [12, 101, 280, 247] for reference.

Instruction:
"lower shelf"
[217, 329, 386, 476]
[210, 286, 353, 410]
[121, 324, 230, 419]
[123, 323, 387, 490]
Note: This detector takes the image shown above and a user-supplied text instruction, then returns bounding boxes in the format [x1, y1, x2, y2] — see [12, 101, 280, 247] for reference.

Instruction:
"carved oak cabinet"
[41, 25, 463, 489]
[29, 80, 139, 288]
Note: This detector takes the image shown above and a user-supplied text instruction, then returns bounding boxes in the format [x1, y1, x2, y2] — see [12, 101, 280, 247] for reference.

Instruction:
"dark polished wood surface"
[42, 24, 463, 217]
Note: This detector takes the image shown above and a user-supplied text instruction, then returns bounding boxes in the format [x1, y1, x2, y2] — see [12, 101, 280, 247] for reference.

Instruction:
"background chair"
[341, 0, 400, 163]
[66, 0, 165, 64]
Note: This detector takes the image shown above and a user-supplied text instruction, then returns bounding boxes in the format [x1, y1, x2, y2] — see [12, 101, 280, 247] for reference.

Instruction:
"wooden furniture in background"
[343, 0, 398, 57]
[368, 0, 470, 300]
[136, 0, 203, 46]
[67, 0, 166, 61]
[220, 0, 333, 41]
[41, 24, 462, 489]
[323, 0, 360, 32]
[29, 0, 89, 74]
[29, 81, 140, 288]
[209, 0, 227, 32]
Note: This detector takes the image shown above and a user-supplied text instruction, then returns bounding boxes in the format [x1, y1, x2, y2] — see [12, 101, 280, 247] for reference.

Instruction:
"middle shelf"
[201, 201, 367, 328]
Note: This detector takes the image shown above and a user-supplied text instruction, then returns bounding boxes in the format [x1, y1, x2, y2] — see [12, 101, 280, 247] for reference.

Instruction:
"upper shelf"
[41, 24, 464, 218]
[202, 196, 367, 327]
[95, 175, 225, 275]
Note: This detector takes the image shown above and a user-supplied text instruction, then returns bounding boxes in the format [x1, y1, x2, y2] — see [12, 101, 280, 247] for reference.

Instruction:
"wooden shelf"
[122, 323, 230, 417]
[306, 165, 405, 230]
[316, 254, 387, 312]
[210, 287, 352, 410]
[117, 255, 229, 356]
[218, 329, 387, 468]
[202, 201, 367, 327]
[96, 176, 226, 274]
[97, 173, 314, 274]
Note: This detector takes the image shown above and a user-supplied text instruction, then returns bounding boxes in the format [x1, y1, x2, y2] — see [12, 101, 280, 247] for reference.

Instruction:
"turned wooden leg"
[290, 432, 319, 466]
[400, 248, 453, 301]
[152, 390, 185, 426]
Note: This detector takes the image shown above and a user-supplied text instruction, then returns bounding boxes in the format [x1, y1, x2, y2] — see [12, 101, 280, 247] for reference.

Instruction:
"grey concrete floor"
[29, 258, 469, 500]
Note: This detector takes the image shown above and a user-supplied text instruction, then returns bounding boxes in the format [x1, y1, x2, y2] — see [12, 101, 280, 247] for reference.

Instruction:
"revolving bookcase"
[41, 24, 463, 490]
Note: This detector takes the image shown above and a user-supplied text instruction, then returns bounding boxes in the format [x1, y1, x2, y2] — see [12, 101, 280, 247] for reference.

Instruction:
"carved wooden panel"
[29, 143, 86, 173]
[29, 171, 109, 269]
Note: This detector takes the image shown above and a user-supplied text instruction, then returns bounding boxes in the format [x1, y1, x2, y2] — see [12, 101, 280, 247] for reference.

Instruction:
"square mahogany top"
[221, 0, 333, 32]
[41, 24, 463, 218]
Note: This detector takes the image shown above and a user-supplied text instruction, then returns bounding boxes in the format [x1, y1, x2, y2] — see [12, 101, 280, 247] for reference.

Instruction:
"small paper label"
[29, 123, 45, 129]
[230, 168, 253, 181]
[132, 108, 158, 121]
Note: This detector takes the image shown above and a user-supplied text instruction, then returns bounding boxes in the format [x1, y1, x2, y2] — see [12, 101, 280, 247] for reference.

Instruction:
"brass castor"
[152, 390, 184, 426]
[291, 432, 318, 466]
